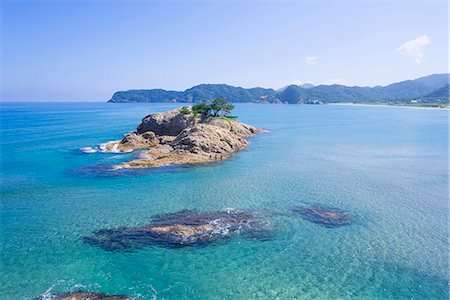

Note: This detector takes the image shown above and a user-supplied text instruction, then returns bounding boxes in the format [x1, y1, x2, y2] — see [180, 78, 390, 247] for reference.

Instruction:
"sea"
[0, 102, 448, 299]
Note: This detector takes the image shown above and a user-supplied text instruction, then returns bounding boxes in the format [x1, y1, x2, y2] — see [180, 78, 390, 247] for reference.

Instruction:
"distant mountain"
[420, 84, 449, 101]
[110, 89, 183, 103]
[110, 84, 279, 103]
[412, 73, 450, 90]
[108, 73, 449, 104]
[299, 83, 315, 89]
[182, 84, 279, 103]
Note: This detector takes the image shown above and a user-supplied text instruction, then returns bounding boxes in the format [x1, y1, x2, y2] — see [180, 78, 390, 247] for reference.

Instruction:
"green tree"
[192, 102, 211, 119]
[209, 98, 235, 117]
[191, 98, 235, 119]
[179, 106, 191, 115]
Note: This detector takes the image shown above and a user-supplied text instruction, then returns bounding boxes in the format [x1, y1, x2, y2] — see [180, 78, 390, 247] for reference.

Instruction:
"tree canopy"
[192, 98, 235, 118]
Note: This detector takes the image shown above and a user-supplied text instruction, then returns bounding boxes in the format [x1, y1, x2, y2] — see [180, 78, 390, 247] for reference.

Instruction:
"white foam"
[80, 147, 97, 154]
[98, 140, 132, 153]
[209, 218, 232, 236]
[39, 288, 56, 300]
[137, 152, 154, 160]
[38, 280, 66, 300]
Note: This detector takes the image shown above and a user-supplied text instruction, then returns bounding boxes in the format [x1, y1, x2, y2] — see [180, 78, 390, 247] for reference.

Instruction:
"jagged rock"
[84, 209, 273, 251]
[36, 291, 131, 300]
[137, 108, 193, 136]
[157, 135, 176, 144]
[98, 131, 159, 153]
[171, 123, 249, 155]
[293, 206, 353, 228]
[208, 118, 262, 138]
[118, 131, 159, 152]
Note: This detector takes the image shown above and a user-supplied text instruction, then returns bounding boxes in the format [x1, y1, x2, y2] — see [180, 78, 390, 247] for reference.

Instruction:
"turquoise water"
[0, 102, 448, 299]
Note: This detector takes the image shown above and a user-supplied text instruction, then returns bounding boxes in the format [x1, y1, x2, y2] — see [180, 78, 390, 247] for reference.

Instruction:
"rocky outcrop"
[84, 209, 273, 250]
[117, 131, 159, 152]
[96, 107, 266, 168]
[293, 206, 353, 228]
[171, 123, 249, 155]
[99, 131, 159, 153]
[137, 109, 192, 136]
[37, 291, 131, 300]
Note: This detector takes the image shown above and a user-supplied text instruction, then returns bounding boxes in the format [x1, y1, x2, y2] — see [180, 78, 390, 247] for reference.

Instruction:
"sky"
[1, 0, 448, 101]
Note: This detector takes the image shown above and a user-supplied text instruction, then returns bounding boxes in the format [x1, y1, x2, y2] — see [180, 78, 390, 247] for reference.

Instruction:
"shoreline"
[329, 102, 449, 110]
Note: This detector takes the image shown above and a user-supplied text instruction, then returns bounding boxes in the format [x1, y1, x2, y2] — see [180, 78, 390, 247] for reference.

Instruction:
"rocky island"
[95, 99, 266, 169]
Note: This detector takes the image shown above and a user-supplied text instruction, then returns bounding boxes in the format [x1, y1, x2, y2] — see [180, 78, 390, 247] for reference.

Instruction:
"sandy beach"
[329, 102, 449, 110]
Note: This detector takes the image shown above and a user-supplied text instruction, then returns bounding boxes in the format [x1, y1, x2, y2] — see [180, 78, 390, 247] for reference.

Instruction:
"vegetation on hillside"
[109, 74, 450, 105]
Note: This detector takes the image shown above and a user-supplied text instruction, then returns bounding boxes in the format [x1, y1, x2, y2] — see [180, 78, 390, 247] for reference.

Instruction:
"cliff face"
[137, 109, 193, 136]
[99, 107, 266, 168]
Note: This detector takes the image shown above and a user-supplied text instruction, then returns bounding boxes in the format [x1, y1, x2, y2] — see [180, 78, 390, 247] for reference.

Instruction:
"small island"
[98, 98, 266, 168]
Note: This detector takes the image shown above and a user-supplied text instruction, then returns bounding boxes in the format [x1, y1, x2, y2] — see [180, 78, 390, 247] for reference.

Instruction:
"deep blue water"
[0, 102, 448, 299]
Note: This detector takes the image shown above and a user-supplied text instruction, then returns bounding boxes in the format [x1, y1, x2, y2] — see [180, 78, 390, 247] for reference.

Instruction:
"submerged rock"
[293, 206, 353, 228]
[95, 107, 266, 167]
[84, 209, 273, 251]
[37, 291, 131, 300]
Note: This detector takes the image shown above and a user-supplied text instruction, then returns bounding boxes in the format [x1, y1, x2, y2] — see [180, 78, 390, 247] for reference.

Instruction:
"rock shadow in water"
[84, 209, 274, 251]
[36, 291, 131, 300]
[70, 163, 187, 179]
[70, 151, 228, 179]
[293, 206, 353, 228]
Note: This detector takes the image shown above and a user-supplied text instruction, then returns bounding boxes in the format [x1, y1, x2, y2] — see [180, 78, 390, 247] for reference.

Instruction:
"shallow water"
[0, 102, 448, 299]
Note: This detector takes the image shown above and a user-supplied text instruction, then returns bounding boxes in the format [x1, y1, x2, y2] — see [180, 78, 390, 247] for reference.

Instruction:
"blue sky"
[1, 0, 448, 101]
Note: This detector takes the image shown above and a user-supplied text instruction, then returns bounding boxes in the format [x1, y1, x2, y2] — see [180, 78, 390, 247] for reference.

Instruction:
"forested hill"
[108, 73, 449, 104]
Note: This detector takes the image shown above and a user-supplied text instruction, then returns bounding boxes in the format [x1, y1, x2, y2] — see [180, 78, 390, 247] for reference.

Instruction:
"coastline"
[329, 102, 449, 110]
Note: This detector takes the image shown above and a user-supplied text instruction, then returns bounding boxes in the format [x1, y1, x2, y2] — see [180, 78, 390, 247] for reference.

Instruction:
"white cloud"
[396, 35, 431, 64]
[304, 56, 319, 65]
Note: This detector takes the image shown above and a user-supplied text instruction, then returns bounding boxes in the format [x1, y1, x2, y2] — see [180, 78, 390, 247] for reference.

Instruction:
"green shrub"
[180, 106, 191, 115]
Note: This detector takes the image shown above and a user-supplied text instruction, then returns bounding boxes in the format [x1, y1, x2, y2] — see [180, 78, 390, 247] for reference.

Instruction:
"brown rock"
[171, 123, 249, 155]
[137, 108, 193, 136]
[118, 131, 159, 152]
